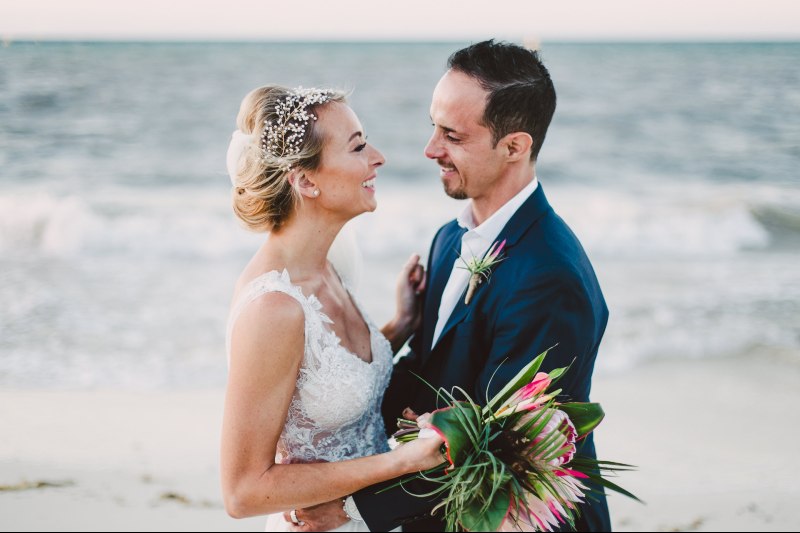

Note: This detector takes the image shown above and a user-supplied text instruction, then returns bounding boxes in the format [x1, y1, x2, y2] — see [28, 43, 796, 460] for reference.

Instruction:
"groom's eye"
[431, 121, 460, 143]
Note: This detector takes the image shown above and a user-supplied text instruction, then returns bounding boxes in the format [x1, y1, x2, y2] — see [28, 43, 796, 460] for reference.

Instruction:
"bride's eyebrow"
[348, 131, 363, 142]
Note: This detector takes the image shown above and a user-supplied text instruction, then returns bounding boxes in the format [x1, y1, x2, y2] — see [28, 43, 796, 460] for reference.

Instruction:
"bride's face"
[310, 102, 385, 218]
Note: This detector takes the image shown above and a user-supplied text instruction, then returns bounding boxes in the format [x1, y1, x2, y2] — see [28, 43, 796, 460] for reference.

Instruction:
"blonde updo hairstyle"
[230, 85, 347, 232]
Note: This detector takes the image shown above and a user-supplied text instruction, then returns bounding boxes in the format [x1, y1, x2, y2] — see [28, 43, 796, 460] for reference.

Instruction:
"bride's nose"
[370, 145, 386, 167]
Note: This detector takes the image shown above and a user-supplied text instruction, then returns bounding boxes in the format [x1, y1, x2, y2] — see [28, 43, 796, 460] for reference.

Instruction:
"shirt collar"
[457, 176, 539, 241]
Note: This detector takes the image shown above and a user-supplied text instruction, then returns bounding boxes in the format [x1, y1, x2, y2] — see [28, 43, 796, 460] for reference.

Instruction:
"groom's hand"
[284, 498, 348, 532]
[281, 458, 348, 531]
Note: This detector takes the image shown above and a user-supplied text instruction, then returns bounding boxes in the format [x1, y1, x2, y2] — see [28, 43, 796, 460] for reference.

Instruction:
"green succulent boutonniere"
[458, 239, 507, 305]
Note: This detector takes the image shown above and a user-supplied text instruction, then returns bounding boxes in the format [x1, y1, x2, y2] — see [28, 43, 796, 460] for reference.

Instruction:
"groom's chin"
[444, 185, 468, 201]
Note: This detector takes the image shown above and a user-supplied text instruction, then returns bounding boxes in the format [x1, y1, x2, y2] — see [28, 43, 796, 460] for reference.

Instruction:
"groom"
[293, 40, 612, 532]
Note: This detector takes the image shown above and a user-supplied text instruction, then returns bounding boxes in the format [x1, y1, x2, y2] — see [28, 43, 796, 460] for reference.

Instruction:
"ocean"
[0, 41, 798, 389]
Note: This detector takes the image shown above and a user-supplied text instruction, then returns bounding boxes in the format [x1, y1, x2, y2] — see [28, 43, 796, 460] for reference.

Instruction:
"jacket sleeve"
[352, 474, 442, 531]
[475, 269, 596, 405]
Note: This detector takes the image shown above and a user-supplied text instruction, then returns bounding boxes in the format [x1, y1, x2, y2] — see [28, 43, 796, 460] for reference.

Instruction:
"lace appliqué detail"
[226, 269, 393, 463]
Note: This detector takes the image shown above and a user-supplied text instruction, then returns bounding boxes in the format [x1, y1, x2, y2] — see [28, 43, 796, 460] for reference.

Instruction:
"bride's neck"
[265, 213, 343, 281]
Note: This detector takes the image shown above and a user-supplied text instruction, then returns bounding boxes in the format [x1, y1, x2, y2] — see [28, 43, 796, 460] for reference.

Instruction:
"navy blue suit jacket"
[354, 185, 612, 532]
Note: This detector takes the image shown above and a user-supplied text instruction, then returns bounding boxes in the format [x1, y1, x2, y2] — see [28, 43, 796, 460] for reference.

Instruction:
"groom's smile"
[438, 162, 457, 176]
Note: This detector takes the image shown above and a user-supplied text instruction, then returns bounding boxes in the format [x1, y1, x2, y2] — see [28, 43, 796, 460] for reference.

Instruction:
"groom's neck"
[470, 165, 536, 226]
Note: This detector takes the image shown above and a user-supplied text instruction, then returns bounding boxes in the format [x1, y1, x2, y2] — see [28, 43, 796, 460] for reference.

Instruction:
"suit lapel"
[426, 184, 554, 357]
[431, 284, 472, 351]
[499, 183, 552, 251]
[421, 225, 466, 358]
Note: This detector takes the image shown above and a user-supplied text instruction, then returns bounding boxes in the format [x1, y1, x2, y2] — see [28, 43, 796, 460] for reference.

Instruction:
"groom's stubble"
[444, 184, 468, 201]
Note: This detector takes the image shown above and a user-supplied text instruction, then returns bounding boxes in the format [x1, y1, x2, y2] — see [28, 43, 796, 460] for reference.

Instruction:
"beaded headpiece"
[261, 87, 334, 172]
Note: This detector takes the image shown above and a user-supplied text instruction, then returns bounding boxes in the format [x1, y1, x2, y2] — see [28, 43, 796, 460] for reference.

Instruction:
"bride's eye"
[354, 136, 368, 152]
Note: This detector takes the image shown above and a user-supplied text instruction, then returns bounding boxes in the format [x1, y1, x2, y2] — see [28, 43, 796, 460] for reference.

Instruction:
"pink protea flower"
[500, 494, 560, 532]
[513, 373, 552, 403]
[500, 474, 588, 532]
[547, 474, 587, 506]
[517, 408, 577, 468]
[494, 373, 552, 417]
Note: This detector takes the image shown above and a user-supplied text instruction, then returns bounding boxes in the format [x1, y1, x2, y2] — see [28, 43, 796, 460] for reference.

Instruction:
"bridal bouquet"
[390, 349, 638, 532]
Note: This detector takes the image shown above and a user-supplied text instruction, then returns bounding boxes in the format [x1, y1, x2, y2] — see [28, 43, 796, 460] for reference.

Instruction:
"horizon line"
[3, 35, 800, 45]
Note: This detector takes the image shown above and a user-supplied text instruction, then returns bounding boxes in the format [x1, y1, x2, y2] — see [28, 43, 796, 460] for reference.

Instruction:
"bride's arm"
[381, 254, 426, 353]
[221, 291, 441, 519]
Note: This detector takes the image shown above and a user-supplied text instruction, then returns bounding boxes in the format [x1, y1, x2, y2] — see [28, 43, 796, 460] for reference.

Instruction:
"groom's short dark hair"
[448, 39, 556, 161]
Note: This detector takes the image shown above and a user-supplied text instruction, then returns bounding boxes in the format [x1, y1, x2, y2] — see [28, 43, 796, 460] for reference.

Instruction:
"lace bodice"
[226, 269, 393, 463]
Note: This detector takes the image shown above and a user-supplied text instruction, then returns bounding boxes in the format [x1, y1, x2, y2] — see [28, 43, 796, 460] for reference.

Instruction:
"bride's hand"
[393, 412, 447, 472]
[394, 253, 426, 331]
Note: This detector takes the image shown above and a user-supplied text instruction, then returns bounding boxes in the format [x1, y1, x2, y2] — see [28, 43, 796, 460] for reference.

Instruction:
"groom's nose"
[424, 133, 444, 160]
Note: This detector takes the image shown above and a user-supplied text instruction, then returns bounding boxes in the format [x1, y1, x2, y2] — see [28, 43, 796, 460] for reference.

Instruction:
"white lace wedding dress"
[226, 269, 395, 532]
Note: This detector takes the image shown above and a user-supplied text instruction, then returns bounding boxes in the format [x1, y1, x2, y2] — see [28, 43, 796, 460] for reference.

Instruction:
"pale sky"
[1, 0, 798, 41]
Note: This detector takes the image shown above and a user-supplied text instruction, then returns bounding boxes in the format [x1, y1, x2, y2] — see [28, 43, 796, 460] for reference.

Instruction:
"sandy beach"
[0, 388, 262, 531]
[592, 353, 800, 532]
[1, 353, 798, 532]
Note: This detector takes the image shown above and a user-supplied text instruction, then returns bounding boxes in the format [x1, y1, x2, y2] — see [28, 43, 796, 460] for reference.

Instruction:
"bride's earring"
[313, 189, 320, 197]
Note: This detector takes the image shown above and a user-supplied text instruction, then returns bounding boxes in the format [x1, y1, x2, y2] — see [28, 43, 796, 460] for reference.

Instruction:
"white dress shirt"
[430, 177, 539, 349]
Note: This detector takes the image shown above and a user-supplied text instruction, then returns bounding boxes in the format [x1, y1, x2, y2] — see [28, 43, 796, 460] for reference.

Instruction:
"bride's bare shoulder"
[230, 251, 305, 340]
[229, 290, 305, 371]
[237, 290, 304, 331]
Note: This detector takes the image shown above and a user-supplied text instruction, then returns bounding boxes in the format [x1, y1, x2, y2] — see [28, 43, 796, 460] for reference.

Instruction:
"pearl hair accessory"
[261, 87, 333, 172]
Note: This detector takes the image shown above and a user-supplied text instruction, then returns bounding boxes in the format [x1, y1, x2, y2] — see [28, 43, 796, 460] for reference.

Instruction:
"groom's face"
[425, 70, 506, 201]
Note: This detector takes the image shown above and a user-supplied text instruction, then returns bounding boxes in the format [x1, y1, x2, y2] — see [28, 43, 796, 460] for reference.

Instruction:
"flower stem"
[465, 274, 481, 305]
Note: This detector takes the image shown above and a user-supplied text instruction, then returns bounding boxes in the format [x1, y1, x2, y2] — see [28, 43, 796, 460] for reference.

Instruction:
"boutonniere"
[458, 239, 507, 305]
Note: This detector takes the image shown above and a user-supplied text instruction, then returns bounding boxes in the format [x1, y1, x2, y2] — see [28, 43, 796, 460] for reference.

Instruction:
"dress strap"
[225, 269, 332, 363]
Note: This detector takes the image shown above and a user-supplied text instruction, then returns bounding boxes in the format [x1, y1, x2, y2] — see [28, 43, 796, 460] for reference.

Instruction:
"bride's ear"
[289, 171, 320, 199]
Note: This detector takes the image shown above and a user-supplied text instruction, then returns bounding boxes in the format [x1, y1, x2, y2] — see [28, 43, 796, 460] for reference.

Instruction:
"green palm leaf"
[484, 348, 553, 415]
[459, 486, 511, 532]
[430, 403, 483, 466]
[556, 402, 605, 439]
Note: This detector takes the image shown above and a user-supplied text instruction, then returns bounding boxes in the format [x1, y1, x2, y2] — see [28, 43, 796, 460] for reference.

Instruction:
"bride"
[220, 85, 444, 532]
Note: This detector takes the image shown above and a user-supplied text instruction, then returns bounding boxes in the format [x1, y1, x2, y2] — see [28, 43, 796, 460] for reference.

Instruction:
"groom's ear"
[500, 132, 533, 162]
[288, 171, 319, 199]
